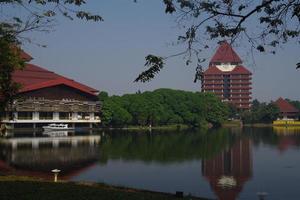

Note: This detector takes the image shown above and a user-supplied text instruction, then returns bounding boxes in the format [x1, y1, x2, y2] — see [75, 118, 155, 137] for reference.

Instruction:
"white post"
[53, 112, 59, 121]
[90, 113, 95, 120]
[51, 169, 61, 182]
[72, 112, 78, 121]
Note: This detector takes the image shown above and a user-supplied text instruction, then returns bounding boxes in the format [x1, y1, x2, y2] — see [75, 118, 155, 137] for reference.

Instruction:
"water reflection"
[202, 139, 252, 200]
[0, 128, 300, 200]
[0, 131, 101, 180]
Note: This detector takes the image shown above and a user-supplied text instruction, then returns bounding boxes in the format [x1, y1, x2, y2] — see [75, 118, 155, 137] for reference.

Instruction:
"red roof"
[275, 98, 299, 113]
[204, 65, 251, 75]
[204, 66, 222, 74]
[20, 50, 33, 62]
[231, 66, 252, 74]
[13, 63, 98, 96]
[210, 41, 242, 65]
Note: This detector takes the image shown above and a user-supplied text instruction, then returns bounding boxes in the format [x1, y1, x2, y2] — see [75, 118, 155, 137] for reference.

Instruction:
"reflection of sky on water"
[0, 128, 300, 199]
[72, 160, 215, 198]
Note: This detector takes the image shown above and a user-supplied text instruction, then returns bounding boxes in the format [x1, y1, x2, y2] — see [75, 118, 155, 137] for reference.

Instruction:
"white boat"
[43, 124, 74, 132]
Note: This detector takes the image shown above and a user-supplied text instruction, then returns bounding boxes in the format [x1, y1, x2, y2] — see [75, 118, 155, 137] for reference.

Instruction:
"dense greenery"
[0, 38, 25, 121]
[240, 99, 280, 124]
[99, 89, 229, 128]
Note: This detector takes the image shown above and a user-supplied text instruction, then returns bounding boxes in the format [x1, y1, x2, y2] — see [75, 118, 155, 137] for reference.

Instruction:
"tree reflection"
[99, 128, 239, 163]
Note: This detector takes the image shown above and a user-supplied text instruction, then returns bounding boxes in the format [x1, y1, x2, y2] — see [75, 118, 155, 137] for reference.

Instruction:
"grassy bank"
[99, 124, 190, 131]
[0, 176, 209, 200]
[222, 120, 242, 127]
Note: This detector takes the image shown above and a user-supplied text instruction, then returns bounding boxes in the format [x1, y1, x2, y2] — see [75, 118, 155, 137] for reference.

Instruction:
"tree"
[135, 0, 300, 82]
[240, 100, 280, 123]
[98, 91, 109, 102]
[0, 38, 25, 122]
[98, 88, 229, 127]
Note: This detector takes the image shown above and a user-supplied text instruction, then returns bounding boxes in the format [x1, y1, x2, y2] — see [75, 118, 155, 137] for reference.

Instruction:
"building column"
[33, 112, 39, 121]
[72, 112, 78, 121]
[90, 113, 95, 120]
[53, 112, 59, 121]
[13, 112, 18, 121]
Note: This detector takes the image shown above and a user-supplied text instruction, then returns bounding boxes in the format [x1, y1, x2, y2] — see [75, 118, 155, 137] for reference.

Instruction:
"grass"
[0, 176, 210, 200]
[99, 124, 190, 131]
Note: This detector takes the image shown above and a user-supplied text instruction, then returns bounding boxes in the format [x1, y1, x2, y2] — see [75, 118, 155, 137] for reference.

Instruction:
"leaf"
[257, 45, 265, 52]
[134, 55, 164, 82]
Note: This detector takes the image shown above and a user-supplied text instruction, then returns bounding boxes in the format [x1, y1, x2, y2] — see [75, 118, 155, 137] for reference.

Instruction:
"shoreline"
[0, 176, 211, 200]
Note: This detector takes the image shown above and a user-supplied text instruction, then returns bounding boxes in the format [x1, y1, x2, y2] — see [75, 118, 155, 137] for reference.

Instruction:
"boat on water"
[43, 124, 74, 132]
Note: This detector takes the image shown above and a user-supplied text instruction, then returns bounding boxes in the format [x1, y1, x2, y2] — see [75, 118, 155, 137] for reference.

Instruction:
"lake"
[0, 127, 300, 200]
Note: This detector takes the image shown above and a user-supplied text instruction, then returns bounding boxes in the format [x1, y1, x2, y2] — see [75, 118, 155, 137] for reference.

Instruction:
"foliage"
[136, 0, 300, 82]
[241, 99, 280, 124]
[0, 37, 25, 121]
[99, 89, 229, 127]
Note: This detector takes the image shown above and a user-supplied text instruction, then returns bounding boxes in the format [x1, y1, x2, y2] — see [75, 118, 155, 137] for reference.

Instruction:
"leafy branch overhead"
[0, 0, 103, 38]
[136, 0, 300, 82]
[135, 55, 164, 83]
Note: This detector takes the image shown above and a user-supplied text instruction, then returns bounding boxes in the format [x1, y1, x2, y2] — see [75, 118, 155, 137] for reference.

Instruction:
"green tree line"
[240, 100, 280, 124]
[98, 89, 229, 128]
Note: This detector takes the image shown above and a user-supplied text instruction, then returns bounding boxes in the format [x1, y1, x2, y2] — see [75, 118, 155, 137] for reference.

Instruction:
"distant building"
[2, 51, 101, 128]
[202, 41, 252, 110]
[274, 98, 299, 120]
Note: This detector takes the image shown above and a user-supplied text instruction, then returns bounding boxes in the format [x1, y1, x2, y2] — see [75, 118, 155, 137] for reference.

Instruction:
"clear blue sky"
[19, 0, 299, 102]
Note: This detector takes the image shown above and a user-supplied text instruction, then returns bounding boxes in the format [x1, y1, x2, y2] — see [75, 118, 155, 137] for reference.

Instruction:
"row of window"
[204, 89, 250, 92]
[203, 83, 251, 86]
[205, 74, 250, 78]
[16, 112, 95, 120]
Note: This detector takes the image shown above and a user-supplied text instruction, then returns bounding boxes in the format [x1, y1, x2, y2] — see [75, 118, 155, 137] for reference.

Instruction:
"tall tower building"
[202, 41, 252, 110]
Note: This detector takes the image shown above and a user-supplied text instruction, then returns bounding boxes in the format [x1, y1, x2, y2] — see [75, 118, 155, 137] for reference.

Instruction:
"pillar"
[53, 112, 59, 121]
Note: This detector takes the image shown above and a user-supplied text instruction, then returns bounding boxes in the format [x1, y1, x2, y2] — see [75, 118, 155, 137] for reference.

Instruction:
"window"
[78, 112, 90, 120]
[39, 112, 53, 120]
[59, 112, 72, 120]
[17, 112, 33, 120]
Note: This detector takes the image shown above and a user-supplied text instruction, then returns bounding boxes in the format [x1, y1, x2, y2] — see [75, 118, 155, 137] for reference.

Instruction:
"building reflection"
[0, 132, 101, 180]
[202, 139, 252, 200]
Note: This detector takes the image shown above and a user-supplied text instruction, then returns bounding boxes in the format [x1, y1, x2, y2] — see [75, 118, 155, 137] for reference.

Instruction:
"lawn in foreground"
[0, 176, 209, 200]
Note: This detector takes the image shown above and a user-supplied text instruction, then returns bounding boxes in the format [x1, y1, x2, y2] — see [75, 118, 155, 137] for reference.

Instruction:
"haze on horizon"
[19, 0, 299, 102]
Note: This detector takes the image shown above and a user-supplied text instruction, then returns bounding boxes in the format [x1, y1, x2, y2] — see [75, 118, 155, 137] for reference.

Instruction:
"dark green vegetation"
[98, 89, 229, 128]
[0, 36, 25, 121]
[240, 99, 280, 124]
[0, 176, 206, 200]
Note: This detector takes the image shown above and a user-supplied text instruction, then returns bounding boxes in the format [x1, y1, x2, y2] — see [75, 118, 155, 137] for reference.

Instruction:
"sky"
[10, 0, 300, 102]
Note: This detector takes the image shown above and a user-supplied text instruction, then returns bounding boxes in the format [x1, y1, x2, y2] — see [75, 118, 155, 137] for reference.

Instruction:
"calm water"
[1, 127, 300, 200]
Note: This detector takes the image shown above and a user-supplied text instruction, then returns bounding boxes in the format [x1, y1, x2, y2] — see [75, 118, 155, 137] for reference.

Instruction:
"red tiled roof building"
[2, 50, 101, 128]
[202, 41, 252, 109]
[274, 97, 299, 119]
